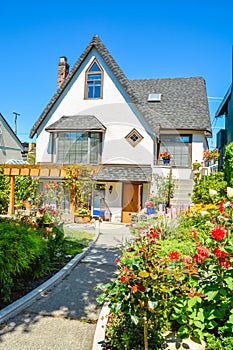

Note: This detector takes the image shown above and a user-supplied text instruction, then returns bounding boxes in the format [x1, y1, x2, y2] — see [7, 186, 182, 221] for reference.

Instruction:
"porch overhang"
[45, 115, 106, 132]
[92, 165, 152, 182]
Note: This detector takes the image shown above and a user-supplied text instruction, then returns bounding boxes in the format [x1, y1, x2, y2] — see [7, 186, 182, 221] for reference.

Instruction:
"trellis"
[2, 164, 100, 215]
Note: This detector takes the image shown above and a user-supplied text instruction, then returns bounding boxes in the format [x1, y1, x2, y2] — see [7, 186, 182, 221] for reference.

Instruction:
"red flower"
[213, 247, 229, 258]
[197, 245, 209, 258]
[169, 251, 180, 261]
[194, 254, 205, 263]
[115, 257, 119, 265]
[211, 225, 227, 241]
[120, 275, 126, 283]
[219, 201, 225, 215]
[219, 258, 231, 269]
[190, 228, 198, 239]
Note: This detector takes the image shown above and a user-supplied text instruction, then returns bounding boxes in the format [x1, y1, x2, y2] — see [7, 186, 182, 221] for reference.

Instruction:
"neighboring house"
[30, 35, 211, 222]
[0, 113, 24, 163]
[215, 84, 232, 170]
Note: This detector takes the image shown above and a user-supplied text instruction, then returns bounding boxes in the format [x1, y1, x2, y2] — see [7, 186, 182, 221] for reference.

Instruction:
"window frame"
[159, 134, 192, 167]
[55, 131, 102, 165]
[84, 59, 104, 100]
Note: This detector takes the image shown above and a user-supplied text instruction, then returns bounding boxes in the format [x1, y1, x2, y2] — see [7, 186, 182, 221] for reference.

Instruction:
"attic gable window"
[148, 93, 161, 102]
[85, 59, 103, 99]
[125, 128, 143, 147]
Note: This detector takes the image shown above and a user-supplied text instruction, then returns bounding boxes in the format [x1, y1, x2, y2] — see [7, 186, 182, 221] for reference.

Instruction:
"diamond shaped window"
[125, 128, 143, 147]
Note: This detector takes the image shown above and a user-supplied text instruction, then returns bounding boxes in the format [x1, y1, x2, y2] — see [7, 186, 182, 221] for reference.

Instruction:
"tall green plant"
[223, 142, 233, 187]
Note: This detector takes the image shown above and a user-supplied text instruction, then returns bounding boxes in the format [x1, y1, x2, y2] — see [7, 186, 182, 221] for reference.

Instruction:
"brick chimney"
[57, 56, 69, 88]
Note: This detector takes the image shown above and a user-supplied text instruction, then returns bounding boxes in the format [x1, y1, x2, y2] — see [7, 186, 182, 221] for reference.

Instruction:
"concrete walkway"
[0, 222, 132, 350]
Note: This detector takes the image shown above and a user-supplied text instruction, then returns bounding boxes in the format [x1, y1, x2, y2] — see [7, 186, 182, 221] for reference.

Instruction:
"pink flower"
[197, 245, 209, 258]
[211, 225, 227, 241]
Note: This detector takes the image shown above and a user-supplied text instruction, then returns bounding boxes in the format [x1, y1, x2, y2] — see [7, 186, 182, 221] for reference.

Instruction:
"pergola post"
[70, 183, 76, 216]
[8, 175, 15, 215]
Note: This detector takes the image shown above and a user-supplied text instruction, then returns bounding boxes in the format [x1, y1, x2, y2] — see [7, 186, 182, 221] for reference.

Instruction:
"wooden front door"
[122, 183, 141, 223]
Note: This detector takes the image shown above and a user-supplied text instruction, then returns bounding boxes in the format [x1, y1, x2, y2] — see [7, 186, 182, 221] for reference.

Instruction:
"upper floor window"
[85, 59, 103, 99]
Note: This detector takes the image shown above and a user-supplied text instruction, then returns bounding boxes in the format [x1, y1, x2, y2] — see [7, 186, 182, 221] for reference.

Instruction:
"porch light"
[109, 185, 113, 194]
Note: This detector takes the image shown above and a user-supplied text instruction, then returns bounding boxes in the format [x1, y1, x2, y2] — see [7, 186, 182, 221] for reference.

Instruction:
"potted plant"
[145, 200, 155, 215]
[74, 208, 91, 223]
[160, 151, 171, 164]
[192, 160, 202, 170]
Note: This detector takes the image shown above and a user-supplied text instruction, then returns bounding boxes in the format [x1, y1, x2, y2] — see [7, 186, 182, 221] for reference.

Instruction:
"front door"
[122, 183, 141, 223]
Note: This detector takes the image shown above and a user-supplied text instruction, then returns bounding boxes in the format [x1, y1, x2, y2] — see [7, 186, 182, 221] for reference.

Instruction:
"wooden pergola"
[2, 164, 101, 216]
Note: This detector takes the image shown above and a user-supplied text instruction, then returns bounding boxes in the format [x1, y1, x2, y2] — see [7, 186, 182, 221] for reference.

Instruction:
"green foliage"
[150, 171, 174, 208]
[205, 330, 233, 350]
[0, 219, 88, 305]
[192, 172, 227, 204]
[64, 165, 94, 208]
[14, 176, 39, 203]
[223, 142, 233, 187]
[0, 175, 9, 213]
[0, 220, 49, 302]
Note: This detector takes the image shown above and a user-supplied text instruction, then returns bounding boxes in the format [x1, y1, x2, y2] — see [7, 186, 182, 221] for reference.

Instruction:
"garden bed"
[96, 203, 233, 350]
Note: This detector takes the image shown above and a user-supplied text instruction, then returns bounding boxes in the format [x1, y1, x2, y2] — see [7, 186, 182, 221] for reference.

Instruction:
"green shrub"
[0, 221, 49, 301]
[223, 142, 233, 187]
[192, 172, 227, 204]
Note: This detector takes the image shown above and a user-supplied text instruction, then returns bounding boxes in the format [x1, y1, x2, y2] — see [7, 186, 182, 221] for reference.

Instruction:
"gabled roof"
[45, 115, 106, 132]
[215, 84, 232, 117]
[0, 113, 24, 149]
[30, 34, 139, 138]
[30, 35, 211, 138]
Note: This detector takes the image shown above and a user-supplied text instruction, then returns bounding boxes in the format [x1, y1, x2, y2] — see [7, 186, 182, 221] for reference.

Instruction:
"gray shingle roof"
[92, 165, 152, 182]
[130, 77, 211, 134]
[45, 115, 106, 132]
[30, 35, 211, 138]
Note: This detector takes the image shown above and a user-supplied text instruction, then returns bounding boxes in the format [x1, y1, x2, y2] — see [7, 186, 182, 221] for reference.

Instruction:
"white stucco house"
[30, 35, 211, 223]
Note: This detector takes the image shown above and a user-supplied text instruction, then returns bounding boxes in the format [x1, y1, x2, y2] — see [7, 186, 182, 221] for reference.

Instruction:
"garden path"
[0, 222, 132, 350]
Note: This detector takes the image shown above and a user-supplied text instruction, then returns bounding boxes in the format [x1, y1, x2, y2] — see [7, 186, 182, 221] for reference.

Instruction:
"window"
[148, 93, 161, 102]
[85, 59, 103, 99]
[125, 128, 144, 147]
[56, 131, 101, 164]
[159, 134, 192, 167]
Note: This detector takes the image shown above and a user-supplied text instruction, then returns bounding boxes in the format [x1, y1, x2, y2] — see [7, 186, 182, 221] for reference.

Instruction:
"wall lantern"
[109, 185, 113, 194]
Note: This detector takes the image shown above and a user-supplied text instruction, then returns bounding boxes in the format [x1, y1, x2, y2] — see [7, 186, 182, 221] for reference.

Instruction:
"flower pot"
[163, 159, 170, 164]
[147, 207, 155, 215]
[74, 215, 90, 223]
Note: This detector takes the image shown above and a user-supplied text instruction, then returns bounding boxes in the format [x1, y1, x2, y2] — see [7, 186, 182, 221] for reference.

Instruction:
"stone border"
[0, 221, 100, 324]
[92, 303, 110, 350]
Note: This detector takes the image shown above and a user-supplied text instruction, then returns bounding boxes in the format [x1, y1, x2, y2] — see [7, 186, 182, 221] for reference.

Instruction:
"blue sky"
[1, 0, 233, 147]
